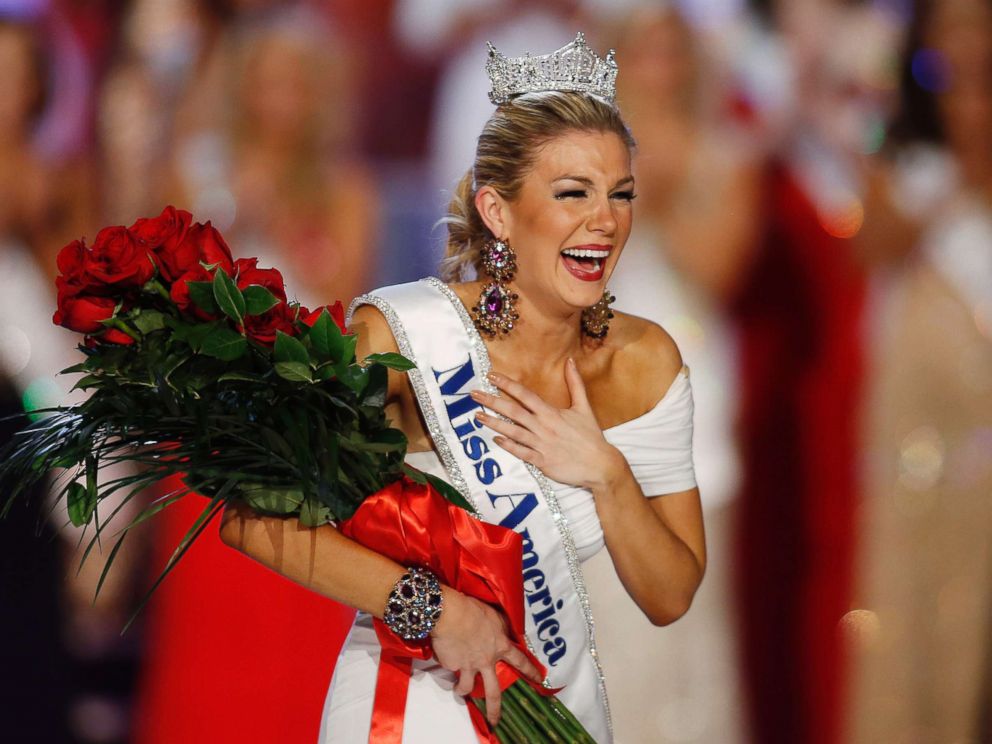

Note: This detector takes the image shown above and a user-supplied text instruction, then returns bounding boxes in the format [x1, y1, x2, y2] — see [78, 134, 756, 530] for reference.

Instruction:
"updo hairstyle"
[440, 92, 635, 282]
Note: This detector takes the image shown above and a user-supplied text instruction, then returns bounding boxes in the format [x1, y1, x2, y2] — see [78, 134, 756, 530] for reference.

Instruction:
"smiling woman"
[221, 34, 705, 744]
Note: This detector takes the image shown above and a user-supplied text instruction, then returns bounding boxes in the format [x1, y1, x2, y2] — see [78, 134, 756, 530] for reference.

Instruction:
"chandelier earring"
[471, 238, 519, 337]
[581, 290, 615, 339]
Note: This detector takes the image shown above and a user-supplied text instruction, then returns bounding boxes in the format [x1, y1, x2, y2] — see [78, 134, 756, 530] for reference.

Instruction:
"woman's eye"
[554, 190, 587, 200]
[611, 190, 637, 202]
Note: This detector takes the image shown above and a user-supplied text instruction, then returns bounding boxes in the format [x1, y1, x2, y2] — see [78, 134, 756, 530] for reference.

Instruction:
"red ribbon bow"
[339, 477, 550, 743]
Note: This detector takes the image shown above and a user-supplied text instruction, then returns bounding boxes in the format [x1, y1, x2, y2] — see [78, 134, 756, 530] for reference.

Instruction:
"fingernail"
[470, 389, 483, 399]
[488, 371, 501, 382]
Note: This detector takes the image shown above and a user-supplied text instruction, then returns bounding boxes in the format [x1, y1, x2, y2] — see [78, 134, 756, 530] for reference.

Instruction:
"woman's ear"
[475, 185, 509, 240]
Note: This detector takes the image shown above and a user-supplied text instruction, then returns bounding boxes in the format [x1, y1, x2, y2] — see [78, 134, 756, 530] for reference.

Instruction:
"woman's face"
[488, 129, 634, 315]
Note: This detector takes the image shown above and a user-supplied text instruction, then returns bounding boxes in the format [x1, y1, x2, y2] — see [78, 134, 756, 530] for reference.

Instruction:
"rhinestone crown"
[486, 31, 618, 106]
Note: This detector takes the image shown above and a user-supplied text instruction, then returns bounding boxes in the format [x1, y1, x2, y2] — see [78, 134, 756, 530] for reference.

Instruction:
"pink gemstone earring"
[471, 238, 519, 337]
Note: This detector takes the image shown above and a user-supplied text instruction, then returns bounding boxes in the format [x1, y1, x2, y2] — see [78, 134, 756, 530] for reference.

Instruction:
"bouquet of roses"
[0, 207, 595, 743]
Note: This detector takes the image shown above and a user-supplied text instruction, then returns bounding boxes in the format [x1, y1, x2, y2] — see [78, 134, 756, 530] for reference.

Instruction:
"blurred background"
[1, 0, 990, 742]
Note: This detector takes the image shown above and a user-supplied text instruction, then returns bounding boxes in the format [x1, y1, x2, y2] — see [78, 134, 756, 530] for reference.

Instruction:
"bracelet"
[383, 567, 444, 641]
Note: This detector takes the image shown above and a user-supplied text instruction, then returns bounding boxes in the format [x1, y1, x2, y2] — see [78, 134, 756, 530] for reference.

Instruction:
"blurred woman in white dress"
[586, 9, 761, 743]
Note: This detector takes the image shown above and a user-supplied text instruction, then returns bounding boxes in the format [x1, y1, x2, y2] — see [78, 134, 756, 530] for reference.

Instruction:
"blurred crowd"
[1, 0, 991, 743]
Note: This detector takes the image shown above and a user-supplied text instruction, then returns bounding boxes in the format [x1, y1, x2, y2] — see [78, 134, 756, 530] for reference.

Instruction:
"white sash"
[350, 278, 612, 743]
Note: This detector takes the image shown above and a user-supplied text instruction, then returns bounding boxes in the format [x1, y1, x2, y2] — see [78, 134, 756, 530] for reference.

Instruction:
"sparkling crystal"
[485, 288, 503, 315]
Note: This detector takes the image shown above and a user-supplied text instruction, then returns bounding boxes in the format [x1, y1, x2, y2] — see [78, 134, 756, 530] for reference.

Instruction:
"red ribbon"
[339, 477, 550, 743]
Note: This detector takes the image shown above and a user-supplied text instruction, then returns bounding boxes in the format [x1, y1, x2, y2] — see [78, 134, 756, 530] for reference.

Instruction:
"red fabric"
[370, 654, 413, 744]
[730, 164, 866, 744]
[339, 477, 550, 743]
[133, 479, 355, 744]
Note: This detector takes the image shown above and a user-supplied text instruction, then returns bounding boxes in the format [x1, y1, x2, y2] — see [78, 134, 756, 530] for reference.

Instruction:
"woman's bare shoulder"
[606, 311, 686, 401]
[349, 303, 401, 355]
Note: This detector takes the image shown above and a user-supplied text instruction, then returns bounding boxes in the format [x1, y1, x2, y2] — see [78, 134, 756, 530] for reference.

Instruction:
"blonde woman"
[223, 35, 705, 743]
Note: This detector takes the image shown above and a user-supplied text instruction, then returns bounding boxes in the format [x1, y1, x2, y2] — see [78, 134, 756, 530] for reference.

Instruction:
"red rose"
[100, 328, 136, 345]
[131, 208, 235, 283]
[189, 221, 234, 275]
[170, 265, 217, 320]
[234, 258, 287, 302]
[130, 206, 192, 254]
[303, 301, 347, 333]
[53, 294, 117, 334]
[82, 226, 156, 289]
[56, 239, 88, 282]
[243, 302, 298, 346]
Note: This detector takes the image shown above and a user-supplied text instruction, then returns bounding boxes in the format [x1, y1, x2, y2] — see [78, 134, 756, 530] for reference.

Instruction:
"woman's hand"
[430, 587, 543, 726]
[470, 358, 627, 490]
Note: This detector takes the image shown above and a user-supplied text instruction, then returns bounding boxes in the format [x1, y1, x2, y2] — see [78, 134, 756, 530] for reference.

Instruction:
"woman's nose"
[586, 196, 618, 235]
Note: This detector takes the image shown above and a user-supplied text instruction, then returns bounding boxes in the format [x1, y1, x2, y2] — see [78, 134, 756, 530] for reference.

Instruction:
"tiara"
[486, 32, 618, 106]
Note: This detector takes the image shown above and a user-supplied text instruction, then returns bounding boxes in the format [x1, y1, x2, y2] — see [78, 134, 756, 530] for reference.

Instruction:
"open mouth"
[560, 246, 610, 282]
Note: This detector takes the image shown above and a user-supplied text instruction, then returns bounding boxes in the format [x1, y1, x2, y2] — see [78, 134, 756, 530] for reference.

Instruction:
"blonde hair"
[439, 92, 635, 282]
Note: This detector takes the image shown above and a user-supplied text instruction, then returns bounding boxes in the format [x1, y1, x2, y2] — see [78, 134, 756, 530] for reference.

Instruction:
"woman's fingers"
[480, 667, 502, 726]
[493, 435, 542, 467]
[454, 668, 476, 697]
[501, 644, 544, 685]
[488, 372, 554, 415]
[470, 389, 541, 432]
[475, 411, 538, 448]
[564, 357, 593, 414]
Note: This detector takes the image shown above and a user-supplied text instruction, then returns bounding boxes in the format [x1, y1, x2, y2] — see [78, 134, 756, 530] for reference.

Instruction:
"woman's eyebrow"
[552, 175, 636, 187]
[553, 175, 595, 186]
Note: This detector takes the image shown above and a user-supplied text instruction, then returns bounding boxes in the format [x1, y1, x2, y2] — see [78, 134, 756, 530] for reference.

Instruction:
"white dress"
[319, 362, 697, 743]
[595, 221, 745, 743]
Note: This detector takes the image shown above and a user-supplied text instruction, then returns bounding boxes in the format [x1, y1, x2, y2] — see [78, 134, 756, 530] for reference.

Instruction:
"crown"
[486, 32, 618, 106]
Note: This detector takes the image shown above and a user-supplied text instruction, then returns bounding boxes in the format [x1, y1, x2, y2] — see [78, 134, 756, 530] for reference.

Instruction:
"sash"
[350, 278, 612, 743]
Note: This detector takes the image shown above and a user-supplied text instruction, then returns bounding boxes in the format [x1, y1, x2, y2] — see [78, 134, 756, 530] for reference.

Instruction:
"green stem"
[504, 687, 555, 742]
[499, 693, 537, 742]
[516, 681, 593, 743]
[518, 689, 572, 741]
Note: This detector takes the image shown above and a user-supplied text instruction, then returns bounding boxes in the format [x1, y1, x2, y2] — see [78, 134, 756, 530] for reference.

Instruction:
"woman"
[222, 35, 705, 743]
[589, 8, 758, 743]
[846, 1, 992, 740]
[168, 9, 378, 308]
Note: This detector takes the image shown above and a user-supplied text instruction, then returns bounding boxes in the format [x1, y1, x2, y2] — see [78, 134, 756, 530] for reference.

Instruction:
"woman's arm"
[592, 467, 705, 625]
[218, 304, 540, 724]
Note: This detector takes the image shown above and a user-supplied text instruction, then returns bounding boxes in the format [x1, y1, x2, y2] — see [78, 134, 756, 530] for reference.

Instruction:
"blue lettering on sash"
[433, 355, 568, 666]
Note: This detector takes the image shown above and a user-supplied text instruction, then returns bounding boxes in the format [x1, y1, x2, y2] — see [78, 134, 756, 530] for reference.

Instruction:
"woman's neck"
[465, 284, 587, 382]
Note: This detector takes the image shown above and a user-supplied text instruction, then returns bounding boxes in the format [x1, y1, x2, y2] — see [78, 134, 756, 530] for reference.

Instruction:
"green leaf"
[365, 352, 416, 371]
[299, 496, 332, 527]
[188, 281, 218, 314]
[67, 481, 97, 527]
[132, 310, 167, 335]
[242, 486, 304, 515]
[308, 310, 343, 360]
[274, 331, 310, 366]
[425, 473, 475, 513]
[361, 364, 388, 407]
[243, 285, 280, 316]
[179, 319, 222, 352]
[315, 364, 337, 381]
[199, 326, 248, 361]
[217, 371, 263, 383]
[401, 464, 428, 484]
[337, 364, 369, 395]
[70, 374, 103, 392]
[212, 269, 245, 324]
[274, 361, 313, 383]
[340, 334, 358, 366]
